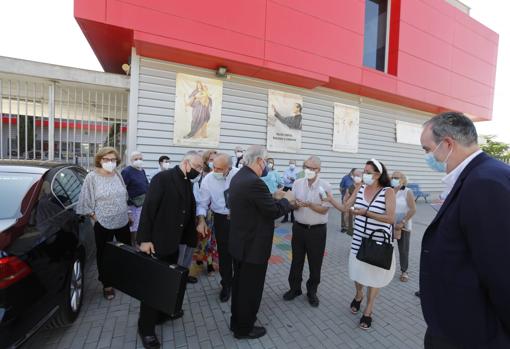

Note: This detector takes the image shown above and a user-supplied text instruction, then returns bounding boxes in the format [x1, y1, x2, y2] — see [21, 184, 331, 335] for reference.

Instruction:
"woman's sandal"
[400, 272, 409, 282]
[350, 297, 363, 314]
[359, 314, 372, 330]
[103, 288, 115, 300]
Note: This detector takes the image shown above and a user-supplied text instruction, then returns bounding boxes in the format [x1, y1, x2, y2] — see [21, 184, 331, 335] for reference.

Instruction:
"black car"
[0, 161, 95, 348]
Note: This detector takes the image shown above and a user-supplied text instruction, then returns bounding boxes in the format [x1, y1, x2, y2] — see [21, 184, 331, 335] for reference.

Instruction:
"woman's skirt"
[348, 251, 396, 288]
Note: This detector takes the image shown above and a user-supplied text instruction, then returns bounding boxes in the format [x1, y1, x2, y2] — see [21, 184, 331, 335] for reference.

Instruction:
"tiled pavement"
[26, 203, 436, 349]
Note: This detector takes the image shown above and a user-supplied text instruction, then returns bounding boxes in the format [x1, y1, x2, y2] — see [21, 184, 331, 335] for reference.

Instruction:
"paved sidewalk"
[26, 202, 436, 349]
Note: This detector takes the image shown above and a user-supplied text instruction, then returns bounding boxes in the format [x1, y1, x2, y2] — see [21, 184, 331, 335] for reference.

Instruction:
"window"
[363, 0, 389, 72]
[51, 168, 83, 208]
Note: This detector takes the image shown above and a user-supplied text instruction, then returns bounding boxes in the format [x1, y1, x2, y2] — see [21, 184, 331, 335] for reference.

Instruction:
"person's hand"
[196, 219, 208, 238]
[395, 222, 404, 230]
[394, 228, 402, 240]
[90, 213, 97, 223]
[140, 242, 155, 255]
[273, 189, 285, 200]
[323, 191, 334, 203]
[352, 208, 367, 216]
[283, 190, 295, 202]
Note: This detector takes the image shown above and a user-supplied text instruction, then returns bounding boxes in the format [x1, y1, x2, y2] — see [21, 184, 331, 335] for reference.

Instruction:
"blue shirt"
[282, 167, 299, 188]
[121, 165, 149, 199]
[339, 174, 354, 196]
[261, 170, 283, 194]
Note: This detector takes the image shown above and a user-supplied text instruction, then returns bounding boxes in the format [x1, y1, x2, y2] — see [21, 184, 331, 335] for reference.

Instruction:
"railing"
[0, 78, 129, 170]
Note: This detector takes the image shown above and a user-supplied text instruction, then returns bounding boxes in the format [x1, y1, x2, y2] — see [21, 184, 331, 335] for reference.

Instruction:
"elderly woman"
[121, 150, 149, 242]
[77, 147, 130, 300]
[326, 159, 395, 330]
[391, 171, 416, 282]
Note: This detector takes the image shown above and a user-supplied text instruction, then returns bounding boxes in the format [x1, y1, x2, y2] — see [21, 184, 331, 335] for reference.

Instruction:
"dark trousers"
[424, 328, 460, 349]
[288, 222, 327, 294]
[230, 259, 268, 336]
[283, 187, 294, 221]
[94, 221, 131, 288]
[138, 251, 180, 336]
[397, 229, 411, 272]
[213, 213, 233, 288]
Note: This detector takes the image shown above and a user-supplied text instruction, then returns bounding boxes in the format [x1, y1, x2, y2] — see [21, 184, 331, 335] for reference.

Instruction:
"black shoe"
[234, 326, 267, 339]
[187, 276, 198, 284]
[169, 309, 184, 320]
[138, 332, 161, 349]
[220, 286, 231, 302]
[415, 291, 421, 298]
[283, 289, 302, 301]
[307, 293, 319, 307]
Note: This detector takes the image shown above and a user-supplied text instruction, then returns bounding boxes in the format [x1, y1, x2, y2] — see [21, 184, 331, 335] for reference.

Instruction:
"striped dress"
[348, 185, 396, 288]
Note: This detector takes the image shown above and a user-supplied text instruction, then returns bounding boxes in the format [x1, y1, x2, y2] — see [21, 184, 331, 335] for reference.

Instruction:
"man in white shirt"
[197, 153, 239, 302]
[283, 156, 331, 307]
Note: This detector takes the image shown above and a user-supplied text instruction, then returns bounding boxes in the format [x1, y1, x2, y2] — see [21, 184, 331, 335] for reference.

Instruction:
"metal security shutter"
[136, 56, 444, 195]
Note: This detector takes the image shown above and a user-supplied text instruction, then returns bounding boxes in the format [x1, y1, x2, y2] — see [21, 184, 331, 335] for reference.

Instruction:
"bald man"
[197, 153, 240, 302]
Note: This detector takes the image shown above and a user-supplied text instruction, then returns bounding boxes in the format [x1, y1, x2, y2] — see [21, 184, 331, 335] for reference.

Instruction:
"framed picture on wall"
[174, 73, 223, 147]
[332, 102, 359, 153]
[267, 89, 303, 153]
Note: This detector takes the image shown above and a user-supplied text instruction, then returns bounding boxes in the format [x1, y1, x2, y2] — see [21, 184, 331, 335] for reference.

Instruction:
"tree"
[480, 135, 510, 163]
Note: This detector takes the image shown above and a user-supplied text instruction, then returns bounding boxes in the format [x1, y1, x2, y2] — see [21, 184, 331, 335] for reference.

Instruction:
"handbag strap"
[361, 187, 384, 236]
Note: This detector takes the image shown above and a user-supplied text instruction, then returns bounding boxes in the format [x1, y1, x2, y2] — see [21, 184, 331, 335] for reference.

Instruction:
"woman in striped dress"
[326, 159, 396, 330]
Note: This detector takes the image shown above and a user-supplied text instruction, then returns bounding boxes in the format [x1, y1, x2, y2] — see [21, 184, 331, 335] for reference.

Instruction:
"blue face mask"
[424, 141, 452, 173]
[391, 179, 400, 187]
[261, 160, 269, 177]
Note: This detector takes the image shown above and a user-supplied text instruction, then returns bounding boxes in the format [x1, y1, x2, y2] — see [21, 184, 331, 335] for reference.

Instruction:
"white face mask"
[236, 151, 243, 158]
[161, 162, 171, 170]
[353, 176, 362, 184]
[304, 169, 317, 180]
[268, 163, 274, 170]
[102, 162, 116, 173]
[132, 159, 143, 168]
[212, 172, 225, 180]
[289, 164, 296, 170]
[363, 173, 374, 186]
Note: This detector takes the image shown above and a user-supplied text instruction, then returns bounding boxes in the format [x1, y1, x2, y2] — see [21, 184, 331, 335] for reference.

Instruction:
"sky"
[0, 0, 508, 143]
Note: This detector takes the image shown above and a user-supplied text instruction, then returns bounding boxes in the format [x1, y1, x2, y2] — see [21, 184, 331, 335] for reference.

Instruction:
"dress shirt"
[292, 177, 332, 225]
[283, 167, 299, 188]
[196, 167, 239, 216]
[441, 149, 483, 199]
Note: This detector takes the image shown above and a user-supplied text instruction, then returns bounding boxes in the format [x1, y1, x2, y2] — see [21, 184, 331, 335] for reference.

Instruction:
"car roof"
[0, 160, 74, 175]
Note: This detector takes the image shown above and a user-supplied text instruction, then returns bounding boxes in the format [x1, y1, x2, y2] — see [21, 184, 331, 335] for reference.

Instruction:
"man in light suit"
[419, 112, 510, 348]
[228, 145, 294, 339]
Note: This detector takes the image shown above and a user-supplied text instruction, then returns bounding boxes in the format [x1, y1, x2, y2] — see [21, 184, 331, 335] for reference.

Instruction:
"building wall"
[75, 0, 499, 121]
[134, 55, 444, 194]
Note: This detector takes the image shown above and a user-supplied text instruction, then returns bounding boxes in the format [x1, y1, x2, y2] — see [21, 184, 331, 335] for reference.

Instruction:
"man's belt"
[295, 222, 327, 229]
[213, 212, 230, 220]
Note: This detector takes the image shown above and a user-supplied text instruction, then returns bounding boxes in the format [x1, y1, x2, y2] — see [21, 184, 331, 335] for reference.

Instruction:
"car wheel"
[48, 256, 84, 327]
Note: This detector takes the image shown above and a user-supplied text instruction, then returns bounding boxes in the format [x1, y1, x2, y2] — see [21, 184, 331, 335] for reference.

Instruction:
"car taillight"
[0, 256, 32, 289]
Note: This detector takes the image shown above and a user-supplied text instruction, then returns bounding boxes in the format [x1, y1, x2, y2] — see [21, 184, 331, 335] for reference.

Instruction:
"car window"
[0, 172, 41, 220]
[51, 168, 82, 208]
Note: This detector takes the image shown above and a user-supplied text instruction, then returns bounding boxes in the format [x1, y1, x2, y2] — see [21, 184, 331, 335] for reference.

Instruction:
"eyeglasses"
[102, 157, 117, 163]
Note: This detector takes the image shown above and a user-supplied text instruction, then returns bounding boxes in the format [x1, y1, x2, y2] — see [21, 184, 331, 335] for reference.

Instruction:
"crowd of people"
[76, 111, 510, 349]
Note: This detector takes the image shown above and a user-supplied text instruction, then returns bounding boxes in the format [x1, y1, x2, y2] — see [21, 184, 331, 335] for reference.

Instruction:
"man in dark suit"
[228, 145, 294, 339]
[420, 112, 510, 348]
[136, 151, 205, 349]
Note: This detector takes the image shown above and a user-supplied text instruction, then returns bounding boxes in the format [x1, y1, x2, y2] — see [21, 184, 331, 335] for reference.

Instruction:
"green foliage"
[480, 136, 510, 163]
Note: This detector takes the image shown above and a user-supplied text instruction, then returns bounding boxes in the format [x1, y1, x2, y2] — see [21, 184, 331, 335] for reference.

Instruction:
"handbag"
[355, 188, 394, 270]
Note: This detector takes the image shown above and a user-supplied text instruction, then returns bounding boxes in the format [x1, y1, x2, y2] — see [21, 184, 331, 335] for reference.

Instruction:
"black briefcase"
[102, 242, 188, 315]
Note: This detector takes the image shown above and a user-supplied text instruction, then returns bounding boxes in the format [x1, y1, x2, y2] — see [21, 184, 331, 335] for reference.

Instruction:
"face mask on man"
[391, 179, 400, 187]
[304, 169, 317, 180]
[187, 161, 201, 181]
[260, 160, 269, 177]
[353, 176, 362, 184]
[268, 163, 274, 170]
[161, 162, 171, 170]
[236, 151, 243, 158]
[132, 159, 143, 168]
[425, 141, 452, 172]
[212, 172, 225, 180]
[208, 161, 214, 169]
[289, 164, 296, 170]
[102, 162, 116, 173]
[363, 173, 374, 186]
